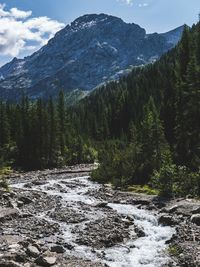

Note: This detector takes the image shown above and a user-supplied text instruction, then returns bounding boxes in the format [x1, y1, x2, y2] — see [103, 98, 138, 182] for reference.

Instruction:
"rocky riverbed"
[0, 165, 199, 267]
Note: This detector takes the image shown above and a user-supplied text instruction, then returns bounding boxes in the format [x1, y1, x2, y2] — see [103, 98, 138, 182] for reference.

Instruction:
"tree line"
[0, 91, 97, 170]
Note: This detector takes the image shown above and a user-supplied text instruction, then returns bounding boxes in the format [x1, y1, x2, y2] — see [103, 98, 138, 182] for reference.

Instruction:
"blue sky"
[0, 0, 199, 66]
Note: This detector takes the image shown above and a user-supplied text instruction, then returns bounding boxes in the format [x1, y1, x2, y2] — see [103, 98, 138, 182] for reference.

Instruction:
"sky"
[0, 0, 199, 66]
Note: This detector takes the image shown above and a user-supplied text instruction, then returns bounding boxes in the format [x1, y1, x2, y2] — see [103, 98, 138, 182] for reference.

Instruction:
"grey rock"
[18, 196, 32, 205]
[17, 201, 24, 208]
[0, 261, 22, 267]
[0, 208, 19, 222]
[36, 255, 57, 266]
[27, 244, 40, 257]
[192, 207, 200, 214]
[95, 202, 109, 208]
[50, 245, 65, 253]
[166, 205, 179, 213]
[158, 215, 176, 226]
[191, 214, 200, 226]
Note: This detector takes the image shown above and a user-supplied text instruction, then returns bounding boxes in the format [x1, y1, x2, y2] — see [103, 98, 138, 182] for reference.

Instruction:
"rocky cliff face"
[161, 25, 184, 46]
[0, 14, 183, 101]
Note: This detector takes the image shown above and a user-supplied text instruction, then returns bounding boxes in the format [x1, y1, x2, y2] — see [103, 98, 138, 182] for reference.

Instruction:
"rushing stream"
[12, 174, 175, 267]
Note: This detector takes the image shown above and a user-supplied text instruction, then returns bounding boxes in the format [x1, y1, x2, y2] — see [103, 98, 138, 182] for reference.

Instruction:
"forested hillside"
[71, 21, 200, 196]
[0, 22, 199, 196]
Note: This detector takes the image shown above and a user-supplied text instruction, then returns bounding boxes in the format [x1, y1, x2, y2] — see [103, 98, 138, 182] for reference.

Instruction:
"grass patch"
[0, 166, 12, 191]
[0, 166, 12, 176]
[127, 185, 159, 195]
[168, 245, 182, 257]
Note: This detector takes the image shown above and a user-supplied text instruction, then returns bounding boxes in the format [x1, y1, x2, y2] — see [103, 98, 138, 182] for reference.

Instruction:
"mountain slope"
[161, 25, 185, 45]
[0, 14, 183, 101]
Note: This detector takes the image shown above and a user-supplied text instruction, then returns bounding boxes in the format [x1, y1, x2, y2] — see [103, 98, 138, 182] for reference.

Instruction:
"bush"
[91, 140, 142, 188]
[0, 167, 11, 191]
[151, 163, 175, 197]
[151, 163, 200, 197]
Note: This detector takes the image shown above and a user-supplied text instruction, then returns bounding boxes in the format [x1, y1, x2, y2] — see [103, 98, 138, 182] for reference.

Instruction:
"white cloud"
[10, 8, 32, 19]
[138, 3, 149, 7]
[0, 4, 65, 57]
[118, 0, 134, 6]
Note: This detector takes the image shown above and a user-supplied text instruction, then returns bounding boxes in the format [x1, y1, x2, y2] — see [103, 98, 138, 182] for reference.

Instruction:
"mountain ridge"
[0, 13, 184, 101]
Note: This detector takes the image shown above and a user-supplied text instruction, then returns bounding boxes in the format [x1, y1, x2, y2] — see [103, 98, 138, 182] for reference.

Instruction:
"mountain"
[161, 25, 185, 45]
[0, 14, 184, 101]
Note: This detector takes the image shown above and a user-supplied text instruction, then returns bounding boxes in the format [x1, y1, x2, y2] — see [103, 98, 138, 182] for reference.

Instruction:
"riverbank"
[0, 165, 199, 267]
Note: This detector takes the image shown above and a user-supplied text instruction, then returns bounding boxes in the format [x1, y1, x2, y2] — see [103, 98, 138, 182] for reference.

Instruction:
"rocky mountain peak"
[0, 14, 184, 101]
[71, 13, 119, 27]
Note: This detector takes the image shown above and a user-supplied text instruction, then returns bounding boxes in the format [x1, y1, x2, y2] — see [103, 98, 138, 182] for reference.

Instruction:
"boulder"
[191, 214, 200, 226]
[166, 205, 179, 213]
[158, 215, 176, 226]
[50, 245, 65, 253]
[36, 255, 57, 266]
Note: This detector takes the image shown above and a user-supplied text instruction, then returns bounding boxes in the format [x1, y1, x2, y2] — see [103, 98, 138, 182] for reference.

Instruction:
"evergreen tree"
[57, 91, 66, 156]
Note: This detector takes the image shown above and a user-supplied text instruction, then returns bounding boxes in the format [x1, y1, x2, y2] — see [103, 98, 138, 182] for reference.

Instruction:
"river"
[11, 172, 175, 267]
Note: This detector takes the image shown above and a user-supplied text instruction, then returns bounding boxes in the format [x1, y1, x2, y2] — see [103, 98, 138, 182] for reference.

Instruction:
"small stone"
[18, 196, 32, 205]
[50, 245, 65, 253]
[17, 201, 24, 207]
[36, 255, 57, 266]
[27, 245, 40, 258]
[135, 228, 145, 237]
[95, 202, 109, 208]
[63, 243, 74, 250]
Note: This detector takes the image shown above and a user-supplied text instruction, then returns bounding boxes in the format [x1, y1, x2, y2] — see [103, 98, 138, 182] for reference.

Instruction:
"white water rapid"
[12, 174, 175, 267]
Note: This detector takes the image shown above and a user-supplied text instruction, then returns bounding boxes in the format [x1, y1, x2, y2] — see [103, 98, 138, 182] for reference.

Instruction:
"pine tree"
[0, 102, 10, 146]
[57, 90, 66, 156]
[139, 97, 168, 183]
[48, 97, 57, 166]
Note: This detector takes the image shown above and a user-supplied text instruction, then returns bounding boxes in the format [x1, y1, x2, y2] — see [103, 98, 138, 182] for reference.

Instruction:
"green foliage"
[151, 163, 176, 197]
[0, 177, 9, 191]
[168, 245, 183, 257]
[127, 185, 159, 195]
[151, 163, 200, 197]
[0, 93, 97, 170]
[0, 167, 11, 191]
